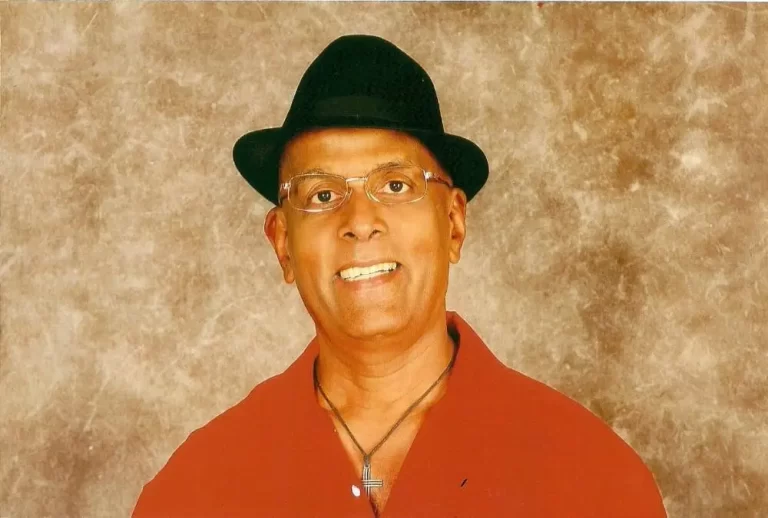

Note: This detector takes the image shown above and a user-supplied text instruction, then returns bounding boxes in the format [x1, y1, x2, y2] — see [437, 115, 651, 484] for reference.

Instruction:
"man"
[133, 35, 666, 517]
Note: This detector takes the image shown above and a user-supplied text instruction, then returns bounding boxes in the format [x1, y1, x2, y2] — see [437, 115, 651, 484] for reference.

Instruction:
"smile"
[338, 262, 399, 282]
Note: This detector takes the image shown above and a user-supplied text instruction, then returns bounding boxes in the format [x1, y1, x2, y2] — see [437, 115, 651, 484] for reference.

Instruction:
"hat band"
[287, 95, 443, 132]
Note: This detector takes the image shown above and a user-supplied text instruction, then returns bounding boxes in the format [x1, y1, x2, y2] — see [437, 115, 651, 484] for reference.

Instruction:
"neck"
[314, 308, 456, 419]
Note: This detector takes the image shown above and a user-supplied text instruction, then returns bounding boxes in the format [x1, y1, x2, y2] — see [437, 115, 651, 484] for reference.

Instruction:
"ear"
[264, 207, 295, 284]
[447, 188, 468, 264]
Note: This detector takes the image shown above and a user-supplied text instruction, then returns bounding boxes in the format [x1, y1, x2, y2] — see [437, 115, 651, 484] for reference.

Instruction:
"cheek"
[288, 226, 334, 279]
[398, 214, 450, 264]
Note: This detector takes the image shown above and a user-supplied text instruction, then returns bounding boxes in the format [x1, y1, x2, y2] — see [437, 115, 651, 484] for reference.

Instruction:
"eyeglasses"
[278, 164, 452, 213]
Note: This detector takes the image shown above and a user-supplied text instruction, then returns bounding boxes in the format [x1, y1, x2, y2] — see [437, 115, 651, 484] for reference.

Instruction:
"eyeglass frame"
[277, 166, 453, 213]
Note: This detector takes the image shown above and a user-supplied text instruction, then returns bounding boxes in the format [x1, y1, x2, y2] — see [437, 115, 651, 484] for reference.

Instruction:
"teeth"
[339, 262, 398, 281]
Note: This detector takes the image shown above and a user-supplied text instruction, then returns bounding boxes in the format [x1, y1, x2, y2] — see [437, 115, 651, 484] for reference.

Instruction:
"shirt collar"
[283, 311, 504, 417]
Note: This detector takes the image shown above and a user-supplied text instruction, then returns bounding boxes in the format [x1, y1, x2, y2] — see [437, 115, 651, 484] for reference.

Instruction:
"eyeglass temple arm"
[424, 171, 452, 187]
[277, 181, 291, 205]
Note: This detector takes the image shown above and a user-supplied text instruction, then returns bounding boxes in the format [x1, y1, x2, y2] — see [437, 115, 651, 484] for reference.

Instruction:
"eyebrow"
[294, 160, 411, 177]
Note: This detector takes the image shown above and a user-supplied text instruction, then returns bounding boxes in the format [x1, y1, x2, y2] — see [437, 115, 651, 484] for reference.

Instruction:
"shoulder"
[131, 369, 298, 516]
[477, 364, 666, 515]
[179, 367, 298, 447]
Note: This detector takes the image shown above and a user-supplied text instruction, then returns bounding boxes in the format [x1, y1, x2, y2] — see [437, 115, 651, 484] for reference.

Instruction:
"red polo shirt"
[133, 311, 666, 517]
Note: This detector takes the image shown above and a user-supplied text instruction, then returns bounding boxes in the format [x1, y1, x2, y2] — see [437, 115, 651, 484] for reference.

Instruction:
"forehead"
[279, 128, 441, 179]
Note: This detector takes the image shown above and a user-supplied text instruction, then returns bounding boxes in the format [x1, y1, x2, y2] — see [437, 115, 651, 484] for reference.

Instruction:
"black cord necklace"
[313, 342, 458, 496]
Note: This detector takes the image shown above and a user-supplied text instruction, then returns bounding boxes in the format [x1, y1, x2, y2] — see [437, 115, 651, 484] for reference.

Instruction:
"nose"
[337, 183, 386, 241]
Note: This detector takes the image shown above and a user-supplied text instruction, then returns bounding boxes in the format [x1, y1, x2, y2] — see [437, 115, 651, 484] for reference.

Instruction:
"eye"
[293, 174, 347, 209]
[309, 189, 343, 205]
[382, 180, 410, 194]
[374, 167, 418, 196]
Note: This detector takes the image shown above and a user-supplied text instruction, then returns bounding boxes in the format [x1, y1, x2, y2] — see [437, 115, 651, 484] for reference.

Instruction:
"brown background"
[1, 2, 766, 517]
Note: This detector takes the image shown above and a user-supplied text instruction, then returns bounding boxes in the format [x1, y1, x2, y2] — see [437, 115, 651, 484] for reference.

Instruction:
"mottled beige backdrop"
[1, 2, 766, 517]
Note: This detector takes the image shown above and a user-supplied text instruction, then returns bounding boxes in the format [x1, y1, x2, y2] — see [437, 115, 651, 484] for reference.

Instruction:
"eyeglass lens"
[289, 165, 427, 211]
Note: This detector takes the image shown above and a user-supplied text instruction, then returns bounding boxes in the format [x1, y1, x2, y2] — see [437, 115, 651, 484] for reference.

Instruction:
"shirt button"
[351, 485, 361, 497]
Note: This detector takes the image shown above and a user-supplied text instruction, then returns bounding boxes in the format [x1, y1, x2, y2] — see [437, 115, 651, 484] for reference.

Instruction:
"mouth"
[335, 261, 401, 282]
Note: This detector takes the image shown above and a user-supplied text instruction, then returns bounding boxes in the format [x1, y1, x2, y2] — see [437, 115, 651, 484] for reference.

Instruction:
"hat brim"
[233, 124, 488, 206]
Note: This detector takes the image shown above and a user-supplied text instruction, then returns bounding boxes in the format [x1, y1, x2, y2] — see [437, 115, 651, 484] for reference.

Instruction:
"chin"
[337, 305, 408, 340]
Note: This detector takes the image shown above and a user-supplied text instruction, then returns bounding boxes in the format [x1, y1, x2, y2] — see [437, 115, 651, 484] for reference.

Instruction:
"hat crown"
[284, 35, 444, 132]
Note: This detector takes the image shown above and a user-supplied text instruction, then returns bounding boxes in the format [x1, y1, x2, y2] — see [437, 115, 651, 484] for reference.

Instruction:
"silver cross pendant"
[361, 456, 383, 496]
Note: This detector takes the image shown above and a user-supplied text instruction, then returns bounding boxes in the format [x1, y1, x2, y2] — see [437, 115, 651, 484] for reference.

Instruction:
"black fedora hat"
[233, 35, 489, 206]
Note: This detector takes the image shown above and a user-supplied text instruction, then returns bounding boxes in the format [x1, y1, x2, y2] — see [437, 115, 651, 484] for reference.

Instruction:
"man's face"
[264, 128, 467, 341]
